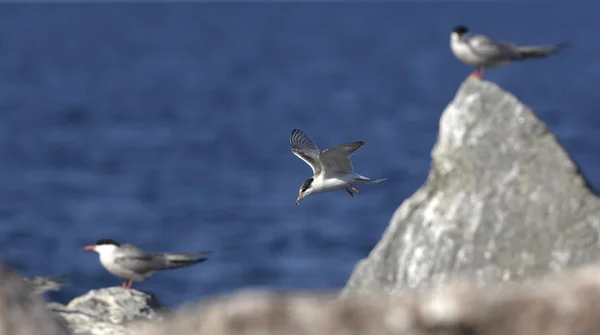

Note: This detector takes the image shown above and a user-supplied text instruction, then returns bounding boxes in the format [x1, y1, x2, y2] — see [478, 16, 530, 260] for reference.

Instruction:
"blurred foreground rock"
[0, 262, 69, 335]
[6, 260, 600, 335]
[139, 264, 600, 335]
[23, 275, 69, 296]
[344, 77, 600, 295]
[0, 260, 167, 335]
[5, 260, 600, 335]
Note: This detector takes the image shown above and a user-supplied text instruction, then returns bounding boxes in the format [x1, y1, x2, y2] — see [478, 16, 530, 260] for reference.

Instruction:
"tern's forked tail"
[158, 251, 212, 270]
[515, 43, 568, 60]
[355, 174, 387, 184]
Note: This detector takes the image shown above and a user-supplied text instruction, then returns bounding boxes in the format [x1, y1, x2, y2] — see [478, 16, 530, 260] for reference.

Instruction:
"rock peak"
[343, 77, 600, 296]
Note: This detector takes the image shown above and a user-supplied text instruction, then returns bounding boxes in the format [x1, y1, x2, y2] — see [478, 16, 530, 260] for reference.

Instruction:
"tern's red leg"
[121, 281, 127, 288]
[472, 67, 485, 79]
[350, 185, 361, 195]
[479, 67, 486, 79]
[471, 69, 482, 80]
[345, 188, 354, 197]
[126, 279, 133, 289]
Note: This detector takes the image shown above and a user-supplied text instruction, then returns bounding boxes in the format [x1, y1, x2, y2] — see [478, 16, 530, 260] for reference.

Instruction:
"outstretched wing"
[290, 129, 322, 175]
[319, 141, 365, 176]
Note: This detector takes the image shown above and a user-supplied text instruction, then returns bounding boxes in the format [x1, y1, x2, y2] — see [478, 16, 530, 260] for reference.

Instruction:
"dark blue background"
[0, 3, 598, 307]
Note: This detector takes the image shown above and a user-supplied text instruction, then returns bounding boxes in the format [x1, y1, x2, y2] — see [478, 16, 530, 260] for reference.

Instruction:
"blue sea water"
[0, 3, 599, 307]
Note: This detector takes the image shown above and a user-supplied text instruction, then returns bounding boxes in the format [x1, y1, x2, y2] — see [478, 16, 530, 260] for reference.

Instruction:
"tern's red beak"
[82, 245, 96, 251]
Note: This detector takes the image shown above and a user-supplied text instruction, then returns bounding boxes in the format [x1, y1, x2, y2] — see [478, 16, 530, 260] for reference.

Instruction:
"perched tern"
[23, 275, 69, 295]
[450, 25, 566, 79]
[290, 128, 386, 204]
[83, 239, 211, 289]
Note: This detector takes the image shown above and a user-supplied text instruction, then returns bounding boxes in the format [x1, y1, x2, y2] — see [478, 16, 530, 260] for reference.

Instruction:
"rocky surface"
[343, 76, 600, 296]
[140, 264, 600, 335]
[5, 259, 600, 335]
[0, 261, 167, 335]
[0, 262, 69, 335]
[50, 287, 169, 335]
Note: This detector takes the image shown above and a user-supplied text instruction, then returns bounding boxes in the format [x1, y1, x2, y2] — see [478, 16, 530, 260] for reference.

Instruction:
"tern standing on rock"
[290, 129, 386, 204]
[450, 25, 567, 79]
[83, 239, 211, 289]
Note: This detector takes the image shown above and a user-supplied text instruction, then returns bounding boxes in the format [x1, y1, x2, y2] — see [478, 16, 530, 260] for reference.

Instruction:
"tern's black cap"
[301, 178, 314, 191]
[95, 239, 120, 246]
[453, 25, 469, 35]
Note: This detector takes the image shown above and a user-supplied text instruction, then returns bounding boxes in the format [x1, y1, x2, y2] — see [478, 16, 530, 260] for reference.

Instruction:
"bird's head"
[296, 178, 315, 205]
[82, 239, 120, 255]
[452, 25, 469, 38]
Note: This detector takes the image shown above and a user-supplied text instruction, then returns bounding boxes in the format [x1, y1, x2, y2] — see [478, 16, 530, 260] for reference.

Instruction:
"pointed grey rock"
[343, 77, 600, 296]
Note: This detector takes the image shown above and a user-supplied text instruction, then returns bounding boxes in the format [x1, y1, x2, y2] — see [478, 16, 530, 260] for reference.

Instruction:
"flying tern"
[290, 128, 386, 204]
[450, 25, 566, 79]
[83, 239, 211, 289]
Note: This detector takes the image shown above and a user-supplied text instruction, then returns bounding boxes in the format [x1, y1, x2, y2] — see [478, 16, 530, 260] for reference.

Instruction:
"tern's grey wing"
[114, 244, 160, 274]
[290, 129, 322, 175]
[319, 141, 365, 176]
[469, 35, 565, 62]
[467, 34, 521, 60]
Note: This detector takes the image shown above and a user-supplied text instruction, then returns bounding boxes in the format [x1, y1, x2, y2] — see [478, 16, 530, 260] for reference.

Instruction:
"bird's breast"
[313, 174, 352, 193]
[451, 40, 485, 67]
